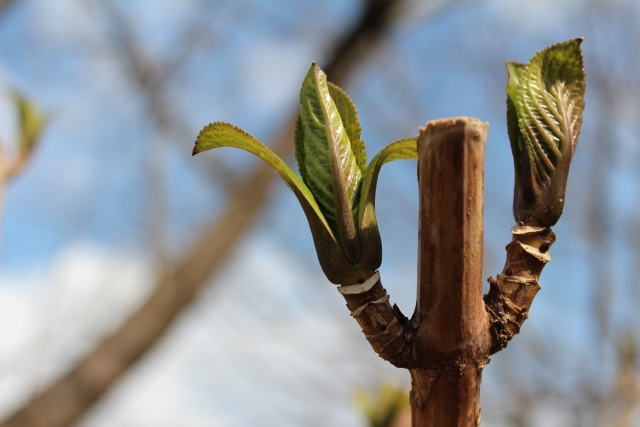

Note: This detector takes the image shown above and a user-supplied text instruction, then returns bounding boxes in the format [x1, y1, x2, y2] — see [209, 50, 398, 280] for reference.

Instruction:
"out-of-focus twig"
[99, 0, 215, 261]
[609, 333, 640, 427]
[0, 0, 15, 17]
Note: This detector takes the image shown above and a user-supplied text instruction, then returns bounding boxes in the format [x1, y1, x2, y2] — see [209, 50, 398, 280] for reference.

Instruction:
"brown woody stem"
[484, 225, 555, 354]
[340, 117, 557, 427]
[411, 117, 490, 427]
[338, 272, 415, 368]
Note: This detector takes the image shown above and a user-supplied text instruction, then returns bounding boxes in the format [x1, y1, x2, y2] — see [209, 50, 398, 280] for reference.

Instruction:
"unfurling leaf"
[357, 137, 417, 269]
[506, 61, 526, 174]
[194, 63, 418, 285]
[194, 122, 352, 283]
[328, 82, 367, 173]
[508, 38, 585, 226]
[297, 63, 363, 262]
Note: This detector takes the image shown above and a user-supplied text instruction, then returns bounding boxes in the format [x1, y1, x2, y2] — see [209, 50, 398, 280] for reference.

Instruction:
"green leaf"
[194, 122, 353, 283]
[327, 82, 367, 173]
[193, 123, 324, 225]
[510, 38, 585, 226]
[294, 114, 307, 182]
[298, 63, 362, 262]
[516, 38, 584, 181]
[506, 61, 526, 179]
[357, 137, 418, 269]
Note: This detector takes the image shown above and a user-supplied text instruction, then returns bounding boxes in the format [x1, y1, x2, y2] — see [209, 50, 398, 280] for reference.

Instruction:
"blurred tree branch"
[98, 0, 219, 261]
[0, 0, 15, 16]
[0, 1, 425, 426]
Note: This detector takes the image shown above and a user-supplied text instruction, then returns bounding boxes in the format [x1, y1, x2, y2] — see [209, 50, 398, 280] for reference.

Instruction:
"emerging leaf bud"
[506, 38, 585, 227]
[294, 63, 418, 282]
[296, 63, 364, 264]
[193, 63, 418, 284]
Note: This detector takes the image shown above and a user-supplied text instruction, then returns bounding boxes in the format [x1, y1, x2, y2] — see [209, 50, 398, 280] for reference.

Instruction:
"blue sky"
[0, 0, 639, 425]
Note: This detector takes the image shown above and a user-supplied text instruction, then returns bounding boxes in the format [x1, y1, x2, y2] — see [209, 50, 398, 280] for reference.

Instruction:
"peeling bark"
[338, 272, 415, 368]
[484, 225, 555, 354]
[411, 118, 489, 427]
[341, 118, 495, 426]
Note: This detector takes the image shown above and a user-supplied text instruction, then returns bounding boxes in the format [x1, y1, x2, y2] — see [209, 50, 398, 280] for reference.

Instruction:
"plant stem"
[339, 117, 557, 426]
[411, 117, 489, 426]
[338, 271, 414, 368]
[484, 225, 555, 354]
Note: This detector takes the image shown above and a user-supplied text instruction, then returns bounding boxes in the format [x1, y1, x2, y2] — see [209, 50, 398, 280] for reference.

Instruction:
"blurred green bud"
[4, 90, 46, 179]
[193, 63, 417, 284]
[354, 383, 410, 427]
[506, 38, 585, 226]
[12, 91, 45, 155]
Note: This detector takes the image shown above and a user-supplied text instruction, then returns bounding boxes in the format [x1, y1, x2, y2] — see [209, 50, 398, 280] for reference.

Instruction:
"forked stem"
[339, 117, 555, 426]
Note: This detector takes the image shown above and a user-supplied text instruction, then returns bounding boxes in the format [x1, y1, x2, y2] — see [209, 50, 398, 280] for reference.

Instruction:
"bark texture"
[411, 118, 489, 427]
[484, 225, 555, 354]
[340, 117, 558, 426]
[338, 272, 415, 368]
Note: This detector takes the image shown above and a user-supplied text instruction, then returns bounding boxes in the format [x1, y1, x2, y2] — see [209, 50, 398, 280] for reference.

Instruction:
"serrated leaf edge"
[515, 38, 585, 186]
[194, 121, 358, 283]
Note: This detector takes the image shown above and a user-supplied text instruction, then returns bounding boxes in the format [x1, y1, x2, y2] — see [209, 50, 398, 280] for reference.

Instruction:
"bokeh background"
[0, 0, 639, 426]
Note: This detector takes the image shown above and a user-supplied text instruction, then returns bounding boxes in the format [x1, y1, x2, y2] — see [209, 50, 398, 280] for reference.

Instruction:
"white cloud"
[0, 243, 153, 419]
[0, 238, 409, 426]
